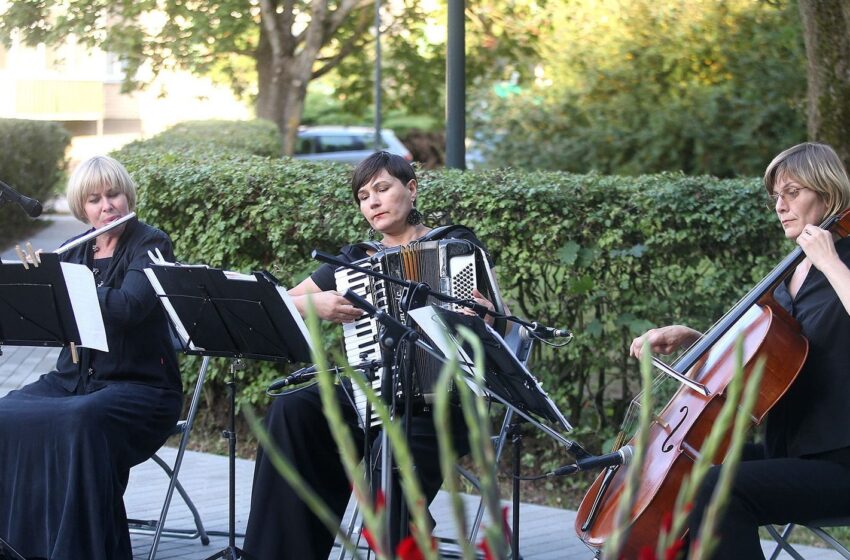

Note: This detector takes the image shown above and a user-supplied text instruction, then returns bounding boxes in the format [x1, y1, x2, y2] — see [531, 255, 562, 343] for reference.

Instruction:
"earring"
[407, 207, 423, 225]
[368, 227, 376, 240]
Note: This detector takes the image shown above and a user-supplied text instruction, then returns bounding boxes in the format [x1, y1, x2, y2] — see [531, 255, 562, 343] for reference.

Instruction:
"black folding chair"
[766, 518, 850, 560]
[128, 356, 212, 559]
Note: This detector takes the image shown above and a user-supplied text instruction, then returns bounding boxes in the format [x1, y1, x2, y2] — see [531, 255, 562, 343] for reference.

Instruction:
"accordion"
[334, 238, 503, 428]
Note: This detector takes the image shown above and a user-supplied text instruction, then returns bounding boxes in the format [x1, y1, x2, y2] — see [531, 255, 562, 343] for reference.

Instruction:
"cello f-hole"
[661, 406, 689, 453]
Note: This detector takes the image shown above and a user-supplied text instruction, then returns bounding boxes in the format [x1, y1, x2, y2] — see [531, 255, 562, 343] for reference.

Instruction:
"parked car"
[293, 126, 413, 164]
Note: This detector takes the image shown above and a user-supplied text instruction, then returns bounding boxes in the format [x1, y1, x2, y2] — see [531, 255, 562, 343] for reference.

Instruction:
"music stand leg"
[0, 536, 25, 560]
[510, 420, 522, 559]
[205, 359, 244, 560]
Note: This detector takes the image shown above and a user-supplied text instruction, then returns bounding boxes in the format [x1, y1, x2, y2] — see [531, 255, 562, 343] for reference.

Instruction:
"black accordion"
[335, 237, 503, 428]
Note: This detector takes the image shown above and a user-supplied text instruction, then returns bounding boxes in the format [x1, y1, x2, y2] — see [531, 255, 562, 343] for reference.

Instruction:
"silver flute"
[54, 212, 137, 255]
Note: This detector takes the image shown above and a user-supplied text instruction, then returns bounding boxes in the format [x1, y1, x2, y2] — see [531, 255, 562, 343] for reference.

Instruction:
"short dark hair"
[350, 151, 416, 203]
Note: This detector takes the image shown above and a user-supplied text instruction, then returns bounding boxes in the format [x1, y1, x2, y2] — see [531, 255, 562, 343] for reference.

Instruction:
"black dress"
[243, 226, 495, 560]
[0, 217, 183, 560]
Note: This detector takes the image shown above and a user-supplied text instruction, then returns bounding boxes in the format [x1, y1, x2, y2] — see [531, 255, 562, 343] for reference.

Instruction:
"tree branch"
[312, 10, 373, 79]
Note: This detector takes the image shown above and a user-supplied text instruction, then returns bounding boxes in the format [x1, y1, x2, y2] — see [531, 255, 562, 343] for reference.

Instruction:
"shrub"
[0, 119, 70, 239]
[118, 119, 282, 159]
[113, 123, 788, 450]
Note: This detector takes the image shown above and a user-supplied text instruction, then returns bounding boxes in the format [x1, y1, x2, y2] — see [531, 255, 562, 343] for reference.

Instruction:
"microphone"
[268, 365, 318, 391]
[0, 180, 43, 218]
[529, 322, 572, 340]
[548, 445, 634, 477]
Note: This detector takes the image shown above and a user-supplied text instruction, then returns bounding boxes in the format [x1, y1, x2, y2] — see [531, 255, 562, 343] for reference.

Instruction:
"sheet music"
[144, 260, 315, 357]
[410, 305, 572, 430]
[277, 286, 314, 355]
[408, 306, 484, 395]
[60, 262, 108, 351]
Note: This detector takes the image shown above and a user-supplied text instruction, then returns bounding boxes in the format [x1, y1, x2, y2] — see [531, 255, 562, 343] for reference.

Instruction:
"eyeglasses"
[767, 186, 808, 207]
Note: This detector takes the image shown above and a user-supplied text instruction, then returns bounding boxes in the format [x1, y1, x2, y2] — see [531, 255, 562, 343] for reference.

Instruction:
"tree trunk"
[798, 0, 850, 167]
[255, 33, 305, 155]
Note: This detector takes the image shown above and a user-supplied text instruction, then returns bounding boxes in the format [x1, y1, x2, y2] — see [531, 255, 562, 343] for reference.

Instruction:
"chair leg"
[336, 502, 363, 560]
[147, 356, 211, 560]
[807, 527, 850, 559]
[765, 524, 806, 560]
[467, 408, 514, 545]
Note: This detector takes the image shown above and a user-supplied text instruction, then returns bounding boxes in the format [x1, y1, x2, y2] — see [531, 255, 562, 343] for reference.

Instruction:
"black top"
[767, 236, 850, 462]
[51, 217, 182, 394]
[310, 226, 495, 291]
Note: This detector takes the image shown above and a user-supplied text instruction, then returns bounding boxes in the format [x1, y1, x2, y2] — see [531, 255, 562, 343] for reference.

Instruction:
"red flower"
[661, 511, 673, 534]
[664, 538, 686, 560]
[500, 505, 512, 542]
[361, 528, 382, 556]
[396, 535, 425, 560]
[637, 544, 656, 560]
[396, 535, 436, 560]
[478, 539, 494, 560]
[374, 488, 386, 511]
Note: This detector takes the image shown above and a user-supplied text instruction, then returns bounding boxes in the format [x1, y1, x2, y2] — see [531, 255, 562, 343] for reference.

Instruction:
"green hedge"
[113, 121, 790, 448]
[117, 119, 281, 159]
[0, 119, 70, 239]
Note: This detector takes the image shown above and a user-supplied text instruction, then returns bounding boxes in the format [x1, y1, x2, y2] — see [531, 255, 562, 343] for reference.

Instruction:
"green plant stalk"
[349, 368, 437, 560]
[305, 301, 388, 558]
[454, 326, 508, 560]
[603, 343, 654, 559]
[661, 336, 749, 554]
[433, 356, 477, 559]
[244, 405, 363, 559]
[691, 358, 765, 560]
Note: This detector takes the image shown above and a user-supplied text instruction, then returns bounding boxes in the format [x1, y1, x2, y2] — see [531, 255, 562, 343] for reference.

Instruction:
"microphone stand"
[312, 250, 581, 554]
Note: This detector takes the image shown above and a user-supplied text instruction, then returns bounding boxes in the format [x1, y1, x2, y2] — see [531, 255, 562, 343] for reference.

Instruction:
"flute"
[54, 212, 136, 255]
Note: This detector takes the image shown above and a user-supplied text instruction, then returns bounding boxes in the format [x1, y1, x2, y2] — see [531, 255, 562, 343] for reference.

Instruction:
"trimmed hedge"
[0, 119, 70, 239]
[113, 121, 790, 448]
[117, 119, 281, 160]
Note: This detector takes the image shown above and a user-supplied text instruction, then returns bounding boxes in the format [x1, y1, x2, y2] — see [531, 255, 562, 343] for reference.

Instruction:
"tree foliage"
[0, 0, 385, 154]
[472, 0, 808, 177]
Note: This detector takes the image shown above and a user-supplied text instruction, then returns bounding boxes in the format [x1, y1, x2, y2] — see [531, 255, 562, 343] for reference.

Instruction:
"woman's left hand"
[798, 225, 839, 271]
[461, 288, 496, 326]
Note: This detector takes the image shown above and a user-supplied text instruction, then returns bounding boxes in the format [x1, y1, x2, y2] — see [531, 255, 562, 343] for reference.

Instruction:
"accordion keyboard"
[335, 262, 386, 428]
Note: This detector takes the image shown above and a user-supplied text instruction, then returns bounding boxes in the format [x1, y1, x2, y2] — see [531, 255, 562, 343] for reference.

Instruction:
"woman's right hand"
[289, 290, 363, 323]
[304, 290, 364, 323]
[629, 325, 701, 359]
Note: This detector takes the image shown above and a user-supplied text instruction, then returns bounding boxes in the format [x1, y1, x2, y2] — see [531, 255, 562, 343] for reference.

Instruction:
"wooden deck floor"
[1, 344, 843, 559]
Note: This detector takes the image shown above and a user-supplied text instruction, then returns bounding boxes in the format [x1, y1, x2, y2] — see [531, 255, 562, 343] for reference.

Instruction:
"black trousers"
[243, 382, 471, 560]
[688, 444, 850, 559]
[0, 373, 182, 560]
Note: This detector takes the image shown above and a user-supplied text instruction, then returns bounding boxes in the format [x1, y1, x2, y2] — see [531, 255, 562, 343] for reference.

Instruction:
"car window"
[295, 137, 317, 155]
[315, 135, 368, 153]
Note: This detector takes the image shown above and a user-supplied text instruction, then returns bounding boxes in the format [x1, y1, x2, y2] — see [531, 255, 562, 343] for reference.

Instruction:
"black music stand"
[414, 305, 570, 431]
[145, 263, 314, 560]
[409, 304, 577, 557]
[0, 537, 25, 560]
[0, 252, 107, 356]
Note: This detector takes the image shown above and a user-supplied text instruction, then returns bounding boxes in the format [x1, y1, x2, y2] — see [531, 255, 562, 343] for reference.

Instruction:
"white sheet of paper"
[143, 268, 201, 351]
[60, 262, 108, 352]
[408, 306, 475, 370]
[278, 286, 315, 355]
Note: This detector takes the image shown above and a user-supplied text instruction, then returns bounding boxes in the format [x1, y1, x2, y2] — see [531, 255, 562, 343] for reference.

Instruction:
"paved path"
[1, 217, 845, 559]
[1, 213, 85, 261]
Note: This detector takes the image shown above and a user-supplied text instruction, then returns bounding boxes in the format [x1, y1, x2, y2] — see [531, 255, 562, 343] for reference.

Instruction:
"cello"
[574, 208, 850, 558]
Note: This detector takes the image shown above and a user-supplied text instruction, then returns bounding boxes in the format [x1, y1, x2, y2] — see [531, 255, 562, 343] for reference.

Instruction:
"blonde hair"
[763, 142, 850, 217]
[66, 156, 137, 223]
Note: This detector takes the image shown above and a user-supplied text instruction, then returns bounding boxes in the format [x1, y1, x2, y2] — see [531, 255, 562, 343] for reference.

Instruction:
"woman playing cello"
[631, 142, 850, 558]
